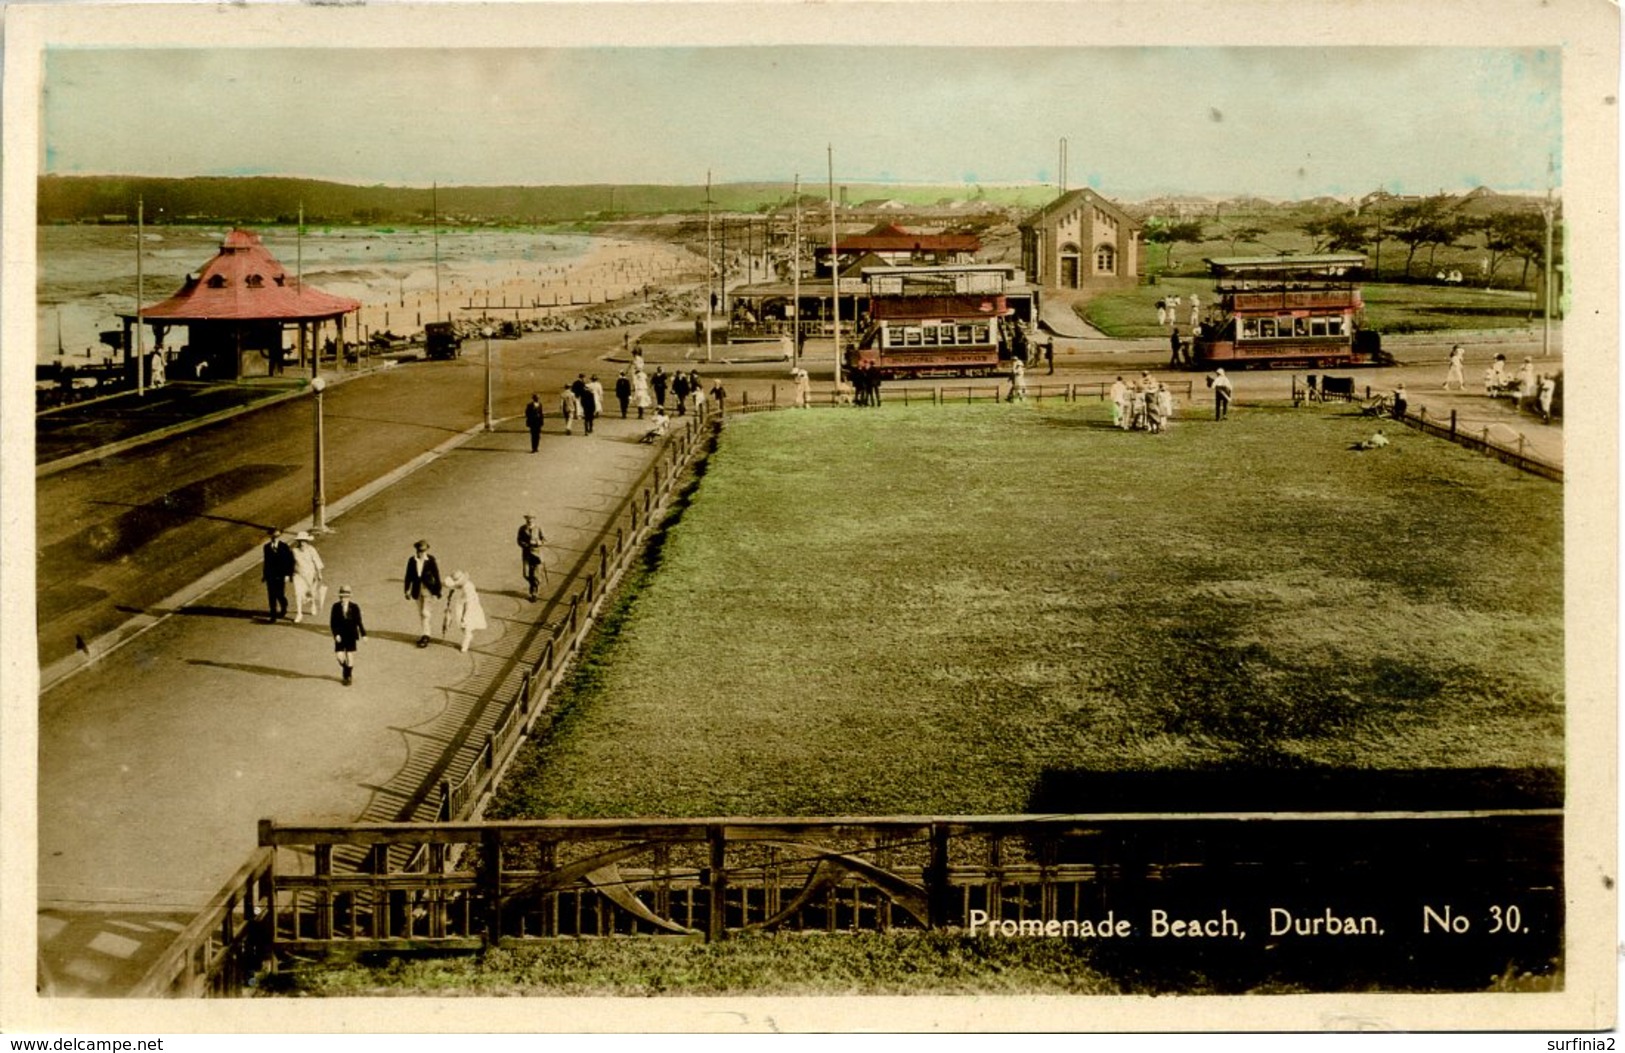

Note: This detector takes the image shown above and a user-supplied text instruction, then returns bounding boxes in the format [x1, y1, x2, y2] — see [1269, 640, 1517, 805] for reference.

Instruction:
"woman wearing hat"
[290, 532, 326, 624]
[329, 585, 365, 686]
[442, 570, 487, 654]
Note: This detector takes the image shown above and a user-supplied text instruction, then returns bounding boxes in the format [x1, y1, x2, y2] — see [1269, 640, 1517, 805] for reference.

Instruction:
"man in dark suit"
[524, 393, 545, 453]
[262, 528, 295, 621]
[329, 584, 365, 685]
[404, 539, 443, 648]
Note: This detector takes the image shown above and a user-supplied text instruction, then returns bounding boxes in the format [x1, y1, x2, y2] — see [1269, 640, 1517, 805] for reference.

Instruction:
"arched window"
[1095, 244, 1116, 275]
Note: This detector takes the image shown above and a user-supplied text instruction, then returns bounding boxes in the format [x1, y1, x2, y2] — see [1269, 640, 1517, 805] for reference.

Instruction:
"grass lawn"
[489, 401, 1563, 821]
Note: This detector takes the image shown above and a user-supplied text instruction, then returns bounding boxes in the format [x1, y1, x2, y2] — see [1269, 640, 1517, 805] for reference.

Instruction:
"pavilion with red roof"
[119, 228, 360, 380]
[814, 222, 981, 278]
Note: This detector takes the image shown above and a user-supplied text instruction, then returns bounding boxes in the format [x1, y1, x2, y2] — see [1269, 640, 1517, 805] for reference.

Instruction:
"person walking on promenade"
[560, 386, 581, 435]
[687, 371, 703, 416]
[262, 528, 295, 622]
[583, 375, 604, 435]
[632, 343, 645, 374]
[615, 370, 632, 418]
[517, 514, 546, 601]
[1444, 345, 1466, 391]
[1391, 383, 1409, 421]
[1210, 368, 1233, 420]
[442, 571, 487, 654]
[404, 539, 443, 648]
[653, 366, 670, 411]
[633, 367, 651, 419]
[525, 393, 545, 452]
[329, 584, 365, 686]
[1044, 338, 1055, 375]
[1536, 373, 1556, 423]
[1169, 327, 1183, 367]
[710, 379, 728, 415]
[793, 367, 811, 408]
[1158, 382, 1175, 432]
[290, 532, 326, 624]
[671, 371, 690, 416]
[1517, 357, 1538, 413]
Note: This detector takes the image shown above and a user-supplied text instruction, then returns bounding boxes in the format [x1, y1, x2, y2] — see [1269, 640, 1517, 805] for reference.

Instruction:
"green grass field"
[489, 402, 1562, 822]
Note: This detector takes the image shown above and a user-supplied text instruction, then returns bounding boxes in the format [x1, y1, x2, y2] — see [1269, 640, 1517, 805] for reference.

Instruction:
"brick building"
[1019, 189, 1141, 292]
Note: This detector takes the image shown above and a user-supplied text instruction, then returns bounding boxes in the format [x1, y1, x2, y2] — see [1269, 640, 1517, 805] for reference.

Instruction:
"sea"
[35, 225, 603, 366]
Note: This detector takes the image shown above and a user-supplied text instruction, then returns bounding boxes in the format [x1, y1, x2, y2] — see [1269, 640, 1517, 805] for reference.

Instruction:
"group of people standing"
[1109, 372, 1179, 433]
[850, 363, 885, 407]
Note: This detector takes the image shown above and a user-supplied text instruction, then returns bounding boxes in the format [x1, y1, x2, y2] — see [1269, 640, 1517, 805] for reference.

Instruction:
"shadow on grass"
[1025, 765, 1563, 814]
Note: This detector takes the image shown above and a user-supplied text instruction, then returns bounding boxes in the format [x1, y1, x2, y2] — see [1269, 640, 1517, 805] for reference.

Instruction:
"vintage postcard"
[1, 0, 1616, 1037]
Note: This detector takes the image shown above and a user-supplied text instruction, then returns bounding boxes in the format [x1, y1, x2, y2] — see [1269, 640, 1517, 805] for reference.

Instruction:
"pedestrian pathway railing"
[432, 415, 708, 827]
[129, 415, 714, 997]
[243, 809, 1558, 977]
[1289, 375, 1561, 482]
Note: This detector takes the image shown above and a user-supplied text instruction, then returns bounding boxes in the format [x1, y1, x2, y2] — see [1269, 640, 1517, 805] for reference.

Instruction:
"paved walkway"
[36, 408, 672, 996]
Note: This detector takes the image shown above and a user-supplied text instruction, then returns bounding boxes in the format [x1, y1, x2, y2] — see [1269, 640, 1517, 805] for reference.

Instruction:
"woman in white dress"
[289, 533, 326, 623]
[442, 570, 487, 653]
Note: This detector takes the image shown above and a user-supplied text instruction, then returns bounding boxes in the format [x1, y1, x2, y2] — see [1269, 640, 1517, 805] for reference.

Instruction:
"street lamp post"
[311, 376, 328, 533]
[482, 327, 495, 432]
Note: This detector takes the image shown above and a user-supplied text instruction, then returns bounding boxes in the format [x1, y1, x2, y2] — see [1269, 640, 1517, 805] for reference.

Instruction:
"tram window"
[1329, 318, 1345, 336]
[1242, 319, 1260, 339]
[1311, 317, 1329, 337]
[973, 324, 990, 344]
[1294, 317, 1309, 336]
[1258, 319, 1277, 338]
[904, 327, 922, 346]
[938, 325, 955, 345]
[923, 326, 939, 346]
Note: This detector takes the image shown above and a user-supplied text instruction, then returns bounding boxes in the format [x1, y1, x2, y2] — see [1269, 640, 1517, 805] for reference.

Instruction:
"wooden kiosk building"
[118, 229, 360, 380]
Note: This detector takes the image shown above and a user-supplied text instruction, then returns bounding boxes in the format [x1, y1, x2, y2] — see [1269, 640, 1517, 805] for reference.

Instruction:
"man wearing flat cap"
[329, 584, 365, 685]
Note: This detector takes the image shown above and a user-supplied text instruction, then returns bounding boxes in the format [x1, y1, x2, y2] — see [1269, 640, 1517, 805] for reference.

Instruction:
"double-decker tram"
[845, 265, 1015, 378]
[1190, 254, 1390, 370]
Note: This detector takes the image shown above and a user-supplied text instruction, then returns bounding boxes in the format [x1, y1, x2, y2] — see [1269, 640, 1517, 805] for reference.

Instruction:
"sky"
[41, 45, 1561, 200]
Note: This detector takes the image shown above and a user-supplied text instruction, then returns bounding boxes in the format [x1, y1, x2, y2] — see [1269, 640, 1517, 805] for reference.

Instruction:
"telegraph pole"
[829, 146, 841, 387]
[792, 174, 801, 363]
[136, 197, 145, 398]
[705, 171, 714, 363]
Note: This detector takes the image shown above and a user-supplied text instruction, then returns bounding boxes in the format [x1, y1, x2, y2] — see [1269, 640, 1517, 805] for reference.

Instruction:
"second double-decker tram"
[1190, 254, 1389, 370]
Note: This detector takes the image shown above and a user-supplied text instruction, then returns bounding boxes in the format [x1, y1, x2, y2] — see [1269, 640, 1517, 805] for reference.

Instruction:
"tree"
[1387, 195, 1459, 279]
[1225, 224, 1269, 255]
[1146, 220, 1206, 271]
[1300, 213, 1369, 254]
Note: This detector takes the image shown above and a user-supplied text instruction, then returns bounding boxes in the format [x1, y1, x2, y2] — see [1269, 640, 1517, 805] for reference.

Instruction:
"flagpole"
[705, 171, 714, 364]
[792, 174, 801, 364]
[136, 197, 145, 398]
[298, 202, 309, 376]
[432, 182, 442, 323]
[829, 146, 841, 388]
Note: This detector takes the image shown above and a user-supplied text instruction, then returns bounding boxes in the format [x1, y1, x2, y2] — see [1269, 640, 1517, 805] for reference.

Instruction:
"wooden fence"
[255, 811, 1562, 973]
[731, 379, 1196, 412]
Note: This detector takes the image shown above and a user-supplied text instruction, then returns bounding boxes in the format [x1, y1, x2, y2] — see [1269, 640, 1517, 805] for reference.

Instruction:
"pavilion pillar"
[334, 314, 345, 372]
[299, 321, 309, 377]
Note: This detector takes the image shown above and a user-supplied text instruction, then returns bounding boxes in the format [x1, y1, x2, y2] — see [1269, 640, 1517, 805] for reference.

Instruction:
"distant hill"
[36, 175, 1055, 226]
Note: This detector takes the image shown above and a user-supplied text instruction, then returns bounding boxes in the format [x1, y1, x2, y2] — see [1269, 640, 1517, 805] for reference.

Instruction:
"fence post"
[707, 825, 728, 943]
[569, 595, 579, 633]
[903, 386, 909, 406]
[1068, 382, 1075, 403]
[480, 830, 503, 946]
[439, 780, 452, 821]
[927, 823, 951, 929]
[1365, 385, 1371, 400]
[1450, 409, 1457, 438]
[743, 391, 750, 412]
[1518, 434, 1527, 459]
[934, 386, 942, 405]
[315, 843, 333, 940]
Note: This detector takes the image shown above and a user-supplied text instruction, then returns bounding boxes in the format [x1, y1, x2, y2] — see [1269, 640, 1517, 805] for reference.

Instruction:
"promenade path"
[36, 402, 676, 996]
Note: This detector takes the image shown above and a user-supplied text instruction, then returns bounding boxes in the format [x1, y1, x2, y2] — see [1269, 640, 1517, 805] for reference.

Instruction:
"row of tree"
[1144, 194, 1558, 288]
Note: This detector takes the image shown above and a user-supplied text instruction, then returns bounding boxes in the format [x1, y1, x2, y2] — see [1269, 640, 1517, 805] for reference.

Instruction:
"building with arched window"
[1019, 189, 1141, 292]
